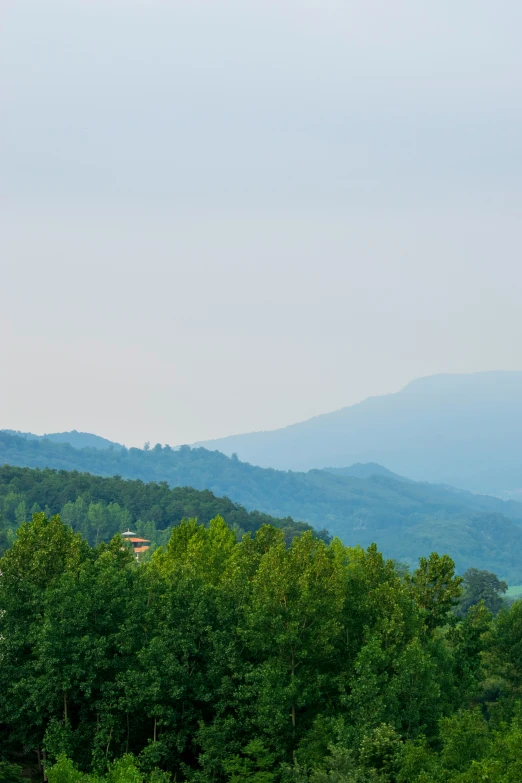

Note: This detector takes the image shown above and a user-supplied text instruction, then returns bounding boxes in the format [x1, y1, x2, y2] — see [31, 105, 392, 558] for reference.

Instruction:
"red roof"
[127, 537, 151, 543]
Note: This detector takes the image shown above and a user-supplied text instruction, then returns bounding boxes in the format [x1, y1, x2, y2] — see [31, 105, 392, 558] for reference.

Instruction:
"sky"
[1, 0, 522, 447]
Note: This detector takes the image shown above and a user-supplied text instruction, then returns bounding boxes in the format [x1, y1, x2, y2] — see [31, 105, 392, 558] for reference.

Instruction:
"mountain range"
[195, 371, 522, 497]
[3, 429, 123, 451]
[2, 429, 522, 580]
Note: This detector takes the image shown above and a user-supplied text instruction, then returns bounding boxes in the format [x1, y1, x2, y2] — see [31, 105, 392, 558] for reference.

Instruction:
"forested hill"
[3, 430, 522, 579]
[0, 465, 318, 554]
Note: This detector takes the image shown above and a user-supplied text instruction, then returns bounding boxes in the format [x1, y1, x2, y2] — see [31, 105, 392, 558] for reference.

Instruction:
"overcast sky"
[2, 0, 522, 447]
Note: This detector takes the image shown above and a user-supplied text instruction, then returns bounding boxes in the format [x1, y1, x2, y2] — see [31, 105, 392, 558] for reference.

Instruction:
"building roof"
[128, 537, 151, 544]
[134, 546, 150, 553]
[122, 530, 137, 537]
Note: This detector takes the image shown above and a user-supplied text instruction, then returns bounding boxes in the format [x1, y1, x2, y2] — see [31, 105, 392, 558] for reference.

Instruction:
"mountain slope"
[2, 430, 522, 579]
[2, 429, 123, 450]
[195, 371, 522, 495]
[323, 463, 410, 482]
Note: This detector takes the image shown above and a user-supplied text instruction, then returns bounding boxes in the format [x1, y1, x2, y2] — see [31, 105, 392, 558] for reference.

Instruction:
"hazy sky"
[2, 0, 522, 447]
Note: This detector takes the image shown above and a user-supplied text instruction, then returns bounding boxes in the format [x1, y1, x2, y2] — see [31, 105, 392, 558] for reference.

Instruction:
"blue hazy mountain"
[2, 429, 123, 451]
[195, 371, 522, 496]
[323, 463, 410, 482]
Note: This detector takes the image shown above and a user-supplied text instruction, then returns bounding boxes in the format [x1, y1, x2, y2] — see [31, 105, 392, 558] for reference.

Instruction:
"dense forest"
[3, 430, 522, 580]
[0, 465, 324, 555]
[0, 511, 520, 783]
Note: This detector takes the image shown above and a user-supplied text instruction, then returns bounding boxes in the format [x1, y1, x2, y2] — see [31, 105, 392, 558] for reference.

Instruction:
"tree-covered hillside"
[2, 513, 522, 783]
[0, 465, 318, 554]
[3, 430, 522, 579]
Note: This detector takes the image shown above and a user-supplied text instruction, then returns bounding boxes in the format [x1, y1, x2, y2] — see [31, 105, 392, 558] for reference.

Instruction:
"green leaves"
[45, 753, 167, 783]
[490, 599, 522, 689]
[0, 761, 24, 783]
[0, 512, 89, 588]
[224, 740, 276, 783]
[456, 569, 508, 618]
[1, 512, 519, 782]
[410, 554, 462, 631]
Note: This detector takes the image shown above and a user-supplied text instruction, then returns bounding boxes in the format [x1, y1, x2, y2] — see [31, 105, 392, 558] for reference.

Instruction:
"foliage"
[410, 553, 463, 630]
[1, 511, 522, 781]
[46, 753, 169, 783]
[0, 761, 24, 783]
[456, 568, 508, 618]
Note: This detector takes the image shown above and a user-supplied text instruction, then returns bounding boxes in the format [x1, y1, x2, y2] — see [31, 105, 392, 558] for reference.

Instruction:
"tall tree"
[0, 514, 89, 757]
[456, 568, 508, 618]
[410, 553, 462, 631]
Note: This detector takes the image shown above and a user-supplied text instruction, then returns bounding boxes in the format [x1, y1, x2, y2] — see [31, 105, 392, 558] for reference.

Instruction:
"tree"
[224, 739, 276, 783]
[239, 531, 345, 758]
[456, 568, 507, 618]
[491, 600, 522, 691]
[410, 553, 462, 631]
[36, 538, 136, 770]
[446, 602, 492, 707]
[309, 744, 380, 783]
[0, 514, 90, 755]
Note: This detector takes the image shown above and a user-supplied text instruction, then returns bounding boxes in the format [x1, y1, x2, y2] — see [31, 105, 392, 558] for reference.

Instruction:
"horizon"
[4, 368, 521, 449]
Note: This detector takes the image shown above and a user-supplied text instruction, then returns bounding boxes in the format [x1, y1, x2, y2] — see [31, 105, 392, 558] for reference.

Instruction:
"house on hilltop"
[122, 530, 151, 560]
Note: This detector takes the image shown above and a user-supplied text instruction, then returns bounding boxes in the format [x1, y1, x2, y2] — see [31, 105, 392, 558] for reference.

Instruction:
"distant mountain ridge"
[3, 429, 522, 580]
[2, 429, 123, 451]
[195, 371, 522, 496]
[323, 463, 410, 482]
